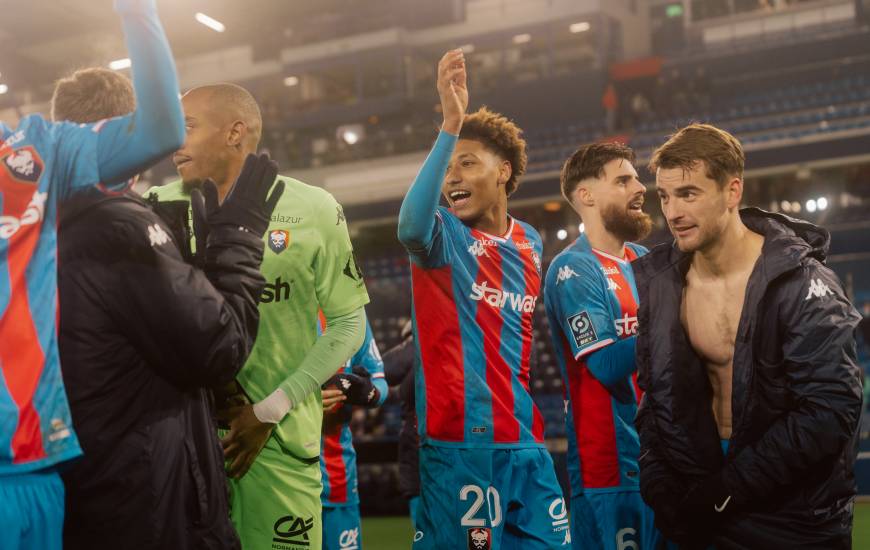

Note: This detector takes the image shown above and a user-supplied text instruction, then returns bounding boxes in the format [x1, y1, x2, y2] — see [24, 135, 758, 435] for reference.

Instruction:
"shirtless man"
[633, 123, 862, 549]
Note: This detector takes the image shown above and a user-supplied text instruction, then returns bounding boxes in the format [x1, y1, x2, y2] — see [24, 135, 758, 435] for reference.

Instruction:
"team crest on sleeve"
[268, 229, 290, 254]
[2, 146, 44, 184]
[467, 527, 492, 550]
[567, 311, 598, 348]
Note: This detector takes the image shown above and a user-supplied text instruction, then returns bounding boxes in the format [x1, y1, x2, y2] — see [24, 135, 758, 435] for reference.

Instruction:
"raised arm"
[97, 0, 185, 186]
[397, 49, 467, 251]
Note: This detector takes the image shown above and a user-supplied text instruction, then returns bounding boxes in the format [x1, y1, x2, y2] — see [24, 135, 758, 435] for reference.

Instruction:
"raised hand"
[437, 49, 468, 135]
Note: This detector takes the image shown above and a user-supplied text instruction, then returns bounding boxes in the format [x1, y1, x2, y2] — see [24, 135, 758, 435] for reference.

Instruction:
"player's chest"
[680, 278, 747, 366]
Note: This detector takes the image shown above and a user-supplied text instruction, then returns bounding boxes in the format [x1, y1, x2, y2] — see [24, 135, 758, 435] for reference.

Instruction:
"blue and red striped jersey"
[0, 116, 107, 473]
[319, 316, 386, 506]
[543, 234, 648, 494]
[408, 207, 546, 448]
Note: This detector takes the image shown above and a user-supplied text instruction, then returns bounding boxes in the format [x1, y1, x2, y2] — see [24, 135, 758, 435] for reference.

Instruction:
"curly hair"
[459, 107, 527, 196]
[561, 142, 636, 200]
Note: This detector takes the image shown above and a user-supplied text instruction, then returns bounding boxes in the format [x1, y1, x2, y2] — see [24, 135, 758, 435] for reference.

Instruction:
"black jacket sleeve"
[98, 205, 265, 389]
[722, 261, 863, 504]
[383, 337, 415, 386]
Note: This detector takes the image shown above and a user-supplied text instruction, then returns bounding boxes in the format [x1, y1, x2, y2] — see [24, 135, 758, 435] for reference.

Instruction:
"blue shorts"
[323, 504, 362, 550]
[413, 445, 570, 549]
[570, 489, 662, 550]
[0, 469, 65, 550]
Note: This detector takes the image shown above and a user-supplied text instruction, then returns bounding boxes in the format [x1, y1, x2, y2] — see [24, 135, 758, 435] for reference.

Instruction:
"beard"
[601, 202, 652, 243]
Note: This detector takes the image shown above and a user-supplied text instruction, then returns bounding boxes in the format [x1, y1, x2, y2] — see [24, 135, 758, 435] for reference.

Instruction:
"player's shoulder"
[513, 217, 543, 245]
[626, 242, 649, 258]
[144, 179, 188, 201]
[545, 243, 600, 286]
[275, 175, 339, 213]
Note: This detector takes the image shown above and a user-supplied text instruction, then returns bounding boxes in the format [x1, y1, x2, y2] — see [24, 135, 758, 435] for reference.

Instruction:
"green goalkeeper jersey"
[145, 177, 369, 459]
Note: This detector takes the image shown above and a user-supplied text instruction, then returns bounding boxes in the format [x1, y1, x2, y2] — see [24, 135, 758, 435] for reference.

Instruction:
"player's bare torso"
[680, 236, 763, 439]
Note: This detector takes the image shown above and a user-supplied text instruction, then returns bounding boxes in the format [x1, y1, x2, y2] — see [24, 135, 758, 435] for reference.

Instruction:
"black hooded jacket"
[58, 191, 265, 549]
[633, 208, 862, 549]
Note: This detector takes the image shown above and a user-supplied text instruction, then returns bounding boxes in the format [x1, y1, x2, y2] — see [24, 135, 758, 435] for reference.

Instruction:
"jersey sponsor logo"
[607, 278, 621, 291]
[48, 418, 72, 442]
[1, 130, 25, 148]
[548, 498, 570, 539]
[614, 313, 638, 337]
[268, 229, 290, 254]
[2, 146, 43, 184]
[338, 527, 360, 549]
[601, 265, 619, 276]
[270, 214, 303, 224]
[467, 527, 492, 549]
[805, 278, 833, 300]
[147, 224, 171, 247]
[0, 190, 46, 239]
[261, 276, 292, 303]
[567, 311, 598, 347]
[515, 240, 534, 250]
[470, 281, 537, 313]
[556, 265, 578, 284]
[272, 514, 315, 549]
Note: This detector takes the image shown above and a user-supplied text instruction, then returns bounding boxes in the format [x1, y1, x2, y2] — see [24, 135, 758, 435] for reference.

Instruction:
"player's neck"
[469, 202, 510, 237]
[692, 217, 761, 278]
[585, 223, 625, 259]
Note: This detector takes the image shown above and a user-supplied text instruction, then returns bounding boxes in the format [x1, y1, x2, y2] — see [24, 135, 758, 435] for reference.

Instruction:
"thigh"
[1, 471, 65, 550]
[500, 448, 570, 550]
[413, 446, 501, 550]
[322, 505, 362, 550]
[228, 440, 323, 550]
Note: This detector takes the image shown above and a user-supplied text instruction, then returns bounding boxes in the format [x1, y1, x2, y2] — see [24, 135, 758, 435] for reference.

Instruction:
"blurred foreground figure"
[0, 1, 183, 548]
[635, 123, 863, 549]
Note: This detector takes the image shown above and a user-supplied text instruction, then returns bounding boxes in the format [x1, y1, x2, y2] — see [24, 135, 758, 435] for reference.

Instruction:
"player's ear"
[725, 176, 742, 210]
[227, 120, 247, 149]
[498, 160, 511, 187]
[575, 183, 594, 207]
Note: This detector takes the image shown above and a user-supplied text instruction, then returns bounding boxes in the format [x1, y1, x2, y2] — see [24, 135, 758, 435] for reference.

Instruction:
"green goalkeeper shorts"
[224, 434, 323, 550]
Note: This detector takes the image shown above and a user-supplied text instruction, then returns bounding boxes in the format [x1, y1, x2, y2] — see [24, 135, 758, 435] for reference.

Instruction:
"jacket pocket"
[184, 439, 210, 526]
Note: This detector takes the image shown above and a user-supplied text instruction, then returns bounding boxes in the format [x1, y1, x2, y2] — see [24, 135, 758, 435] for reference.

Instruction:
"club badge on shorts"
[467, 527, 491, 549]
[268, 229, 290, 254]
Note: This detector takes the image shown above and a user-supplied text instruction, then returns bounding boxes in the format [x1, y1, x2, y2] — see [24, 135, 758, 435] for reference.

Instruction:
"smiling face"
[442, 139, 510, 226]
[590, 158, 651, 242]
[656, 161, 735, 253]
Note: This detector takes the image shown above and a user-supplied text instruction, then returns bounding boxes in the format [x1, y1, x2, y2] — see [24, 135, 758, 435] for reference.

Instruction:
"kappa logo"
[2, 146, 43, 184]
[567, 311, 598, 348]
[269, 229, 290, 254]
[614, 313, 638, 337]
[467, 527, 492, 550]
[272, 514, 314, 549]
[0, 190, 46, 239]
[148, 224, 171, 247]
[336, 205, 346, 225]
[467, 237, 497, 257]
[338, 527, 360, 549]
[607, 278, 621, 291]
[556, 265, 578, 284]
[470, 281, 537, 313]
[805, 278, 833, 300]
[531, 250, 542, 272]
